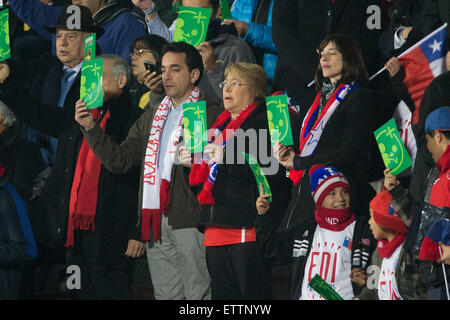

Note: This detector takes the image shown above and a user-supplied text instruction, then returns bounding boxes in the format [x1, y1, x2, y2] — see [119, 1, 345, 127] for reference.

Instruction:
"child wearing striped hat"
[257, 164, 375, 300]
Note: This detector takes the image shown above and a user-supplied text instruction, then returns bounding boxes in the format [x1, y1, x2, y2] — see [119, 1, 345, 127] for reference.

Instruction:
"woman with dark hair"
[274, 33, 375, 232]
[129, 34, 169, 110]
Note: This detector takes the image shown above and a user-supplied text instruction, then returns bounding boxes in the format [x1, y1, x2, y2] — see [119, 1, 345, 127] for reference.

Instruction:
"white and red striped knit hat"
[309, 164, 350, 208]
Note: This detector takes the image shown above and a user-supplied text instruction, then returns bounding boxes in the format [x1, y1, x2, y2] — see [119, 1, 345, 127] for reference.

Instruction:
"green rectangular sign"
[80, 57, 103, 110]
[219, 0, 232, 20]
[266, 94, 293, 146]
[173, 6, 212, 47]
[309, 274, 344, 300]
[84, 33, 96, 62]
[183, 100, 207, 154]
[0, 8, 10, 62]
[374, 118, 413, 175]
[243, 152, 272, 202]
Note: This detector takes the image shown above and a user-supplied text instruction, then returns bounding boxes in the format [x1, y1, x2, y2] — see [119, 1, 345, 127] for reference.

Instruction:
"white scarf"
[141, 87, 200, 242]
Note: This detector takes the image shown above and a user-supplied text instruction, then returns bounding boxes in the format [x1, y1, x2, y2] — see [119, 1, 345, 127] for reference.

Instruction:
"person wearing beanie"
[257, 164, 376, 300]
[356, 191, 427, 300]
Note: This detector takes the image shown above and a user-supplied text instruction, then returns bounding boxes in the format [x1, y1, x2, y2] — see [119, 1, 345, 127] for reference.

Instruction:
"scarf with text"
[189, 101, 259, 205]
[289, 83, 356, 185]
[315, 207, 355, 232]
[141, 88, 200, 242]
[66, 109, 110, 248]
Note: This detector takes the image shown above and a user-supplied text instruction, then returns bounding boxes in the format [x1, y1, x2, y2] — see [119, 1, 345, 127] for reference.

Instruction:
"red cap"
[370, 191, 408, 234]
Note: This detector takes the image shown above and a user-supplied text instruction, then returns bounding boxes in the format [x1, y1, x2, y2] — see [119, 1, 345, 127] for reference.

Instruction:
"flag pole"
[439, 246, 450, 300]
[369, 23, 448, 81]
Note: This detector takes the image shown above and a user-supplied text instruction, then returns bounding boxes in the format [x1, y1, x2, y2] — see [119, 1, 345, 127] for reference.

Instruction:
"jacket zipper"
[285, 171, 305, 229]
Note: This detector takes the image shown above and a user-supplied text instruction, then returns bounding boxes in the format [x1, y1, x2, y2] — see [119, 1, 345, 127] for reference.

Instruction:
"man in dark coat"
[0, 45, 145, 300]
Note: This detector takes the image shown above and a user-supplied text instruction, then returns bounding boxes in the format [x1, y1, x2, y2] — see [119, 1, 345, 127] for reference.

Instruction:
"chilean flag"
[397, 24, 447, 125]
[419, 219, 450, 261]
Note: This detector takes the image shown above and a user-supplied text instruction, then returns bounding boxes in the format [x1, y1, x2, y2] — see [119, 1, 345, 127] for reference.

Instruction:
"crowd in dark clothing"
[0, 0, 449, 301]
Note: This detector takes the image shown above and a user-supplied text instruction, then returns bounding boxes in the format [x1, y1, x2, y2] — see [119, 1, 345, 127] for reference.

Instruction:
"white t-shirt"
[300, 221, 356, 300]
[378, 243, 404, 300]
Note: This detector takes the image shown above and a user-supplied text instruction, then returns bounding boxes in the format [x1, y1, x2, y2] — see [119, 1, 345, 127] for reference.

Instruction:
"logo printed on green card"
[266, 94, 293, 146]
[183, 101, 207, 154]
[80, 57, 103, 110]
[84, 33, 96, 62]
[173, 6, 212, 47]
[374, 118, 413, 175]
[0, 8, 10, 62]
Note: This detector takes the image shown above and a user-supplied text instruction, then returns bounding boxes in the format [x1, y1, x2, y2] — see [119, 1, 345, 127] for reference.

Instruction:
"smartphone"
[144, 61, 158, 74]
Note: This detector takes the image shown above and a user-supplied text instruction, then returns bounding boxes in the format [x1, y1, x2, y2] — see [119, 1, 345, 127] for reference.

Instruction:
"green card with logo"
[80, 57, 103, 110]
[219, 0, 232, 20]
[374, 118, 412, 176]
[84, 33, 96, 62]
[266, 94, 293, 146]
[183, 101, 207, 154]
[173, 6, 212, 47]
[0, 8, 10, 62]
[309, 274, 344, 300]
[243, 152, 272, 202]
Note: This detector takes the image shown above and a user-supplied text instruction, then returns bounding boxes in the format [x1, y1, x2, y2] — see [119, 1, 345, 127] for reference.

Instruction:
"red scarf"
[377, 232, 406, 258]
[315, 207, 355, 232]
[189, 101, 258, 204]
[66, 109, 110, 248]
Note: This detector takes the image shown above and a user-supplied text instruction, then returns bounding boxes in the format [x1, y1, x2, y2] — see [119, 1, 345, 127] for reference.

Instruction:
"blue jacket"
[0, 179, 37, 299]
[232, 0, 278, 90]
[7, 0, 147, 64]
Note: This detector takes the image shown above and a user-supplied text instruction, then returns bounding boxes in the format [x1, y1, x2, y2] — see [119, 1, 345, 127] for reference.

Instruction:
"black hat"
[44, 4, 105, 38]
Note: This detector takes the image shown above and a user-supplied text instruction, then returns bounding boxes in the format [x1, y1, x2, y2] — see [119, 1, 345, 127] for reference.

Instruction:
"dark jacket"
[279, 87, 375, 234]
[258, 212, 375, 300]
[271, 0, 381, 107]
[82, 91, 223, 231]
[0, 69, 143, 270]
[0, 177, 37, 299]
[197, 100, 296, 230]
[0, 124, 44, 202]
[409, 71, 450, 202]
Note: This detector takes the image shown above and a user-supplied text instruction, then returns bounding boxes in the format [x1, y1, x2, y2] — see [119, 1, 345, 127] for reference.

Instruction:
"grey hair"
[0, 100, 16, 128]
[98, 54, 132, 87]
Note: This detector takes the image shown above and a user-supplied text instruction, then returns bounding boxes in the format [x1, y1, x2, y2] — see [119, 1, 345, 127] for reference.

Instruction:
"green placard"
[243, 152, 272, 202]
[309, 274, 344, 300]
[80, 57, 103, 110]
[84, 33, 96, 62]
[219, 0, 232, 20]
[0, 8, 10, 62]
[183, 101, 207, 154]
[266, 94, 293, 146]
[173, 6, 212, 47]
[374, 118, 413, 175]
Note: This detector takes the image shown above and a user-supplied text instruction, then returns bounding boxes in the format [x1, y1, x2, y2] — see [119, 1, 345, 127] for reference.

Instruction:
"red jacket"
[430, 145, 450, 208]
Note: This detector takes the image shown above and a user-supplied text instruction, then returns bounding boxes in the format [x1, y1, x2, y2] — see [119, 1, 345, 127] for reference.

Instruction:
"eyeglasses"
[219, 80, 247, 89]
[129, 48, 152, 58]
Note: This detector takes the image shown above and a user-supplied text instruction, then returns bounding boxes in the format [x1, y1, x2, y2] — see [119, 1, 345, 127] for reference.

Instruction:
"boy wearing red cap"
[356, 191, 427, 300]
[257, 164, 375, 300]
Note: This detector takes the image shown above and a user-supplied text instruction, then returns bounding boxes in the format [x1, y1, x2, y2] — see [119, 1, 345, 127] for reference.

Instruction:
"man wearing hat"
[424, 107, 450, 208]
[7, 0, 146, 64]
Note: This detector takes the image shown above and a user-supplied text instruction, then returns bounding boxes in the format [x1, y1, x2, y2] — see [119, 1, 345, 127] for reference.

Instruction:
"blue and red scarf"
[289, 83, 356, 185]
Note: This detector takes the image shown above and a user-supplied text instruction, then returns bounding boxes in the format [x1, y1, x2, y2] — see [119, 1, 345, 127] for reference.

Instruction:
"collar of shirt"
[63, 62, 82, 80]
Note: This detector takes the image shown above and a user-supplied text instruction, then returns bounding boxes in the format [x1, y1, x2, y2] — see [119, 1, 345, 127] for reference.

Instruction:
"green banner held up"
[183, 101, 207, 154]
[374, 118, 412, 176]
[243, 152, 272, 202]
[173, 6, 212, 47]
[266, 94, 293, 146]
[0, 8, 10, 62]
[84, 33, 96, 62]
[80, 57, 103, 110]
[219, 0, 232, 20]
[309, 274, 344, 300]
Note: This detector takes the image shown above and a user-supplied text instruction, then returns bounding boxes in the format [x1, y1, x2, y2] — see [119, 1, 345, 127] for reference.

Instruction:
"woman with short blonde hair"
[224, 62, 268, 100]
